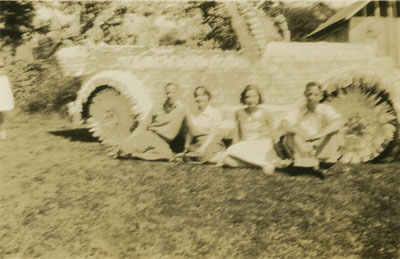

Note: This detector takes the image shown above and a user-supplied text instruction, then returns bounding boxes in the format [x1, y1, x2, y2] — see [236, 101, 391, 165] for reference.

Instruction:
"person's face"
[305, 85, 323, 106]
[22, 32, 31, 41]
[165, 84, 178, 103]
[244, 89, 260, 108]
[194, 88, 209, 107]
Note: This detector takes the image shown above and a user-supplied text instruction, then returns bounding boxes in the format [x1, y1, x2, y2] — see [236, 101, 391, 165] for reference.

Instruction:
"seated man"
[280, 82, 345, 169]
[117, 82, 185, 160]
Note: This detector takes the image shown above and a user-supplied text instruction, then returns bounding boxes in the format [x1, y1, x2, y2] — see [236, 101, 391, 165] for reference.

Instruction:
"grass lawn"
[0, 112, 399, 258]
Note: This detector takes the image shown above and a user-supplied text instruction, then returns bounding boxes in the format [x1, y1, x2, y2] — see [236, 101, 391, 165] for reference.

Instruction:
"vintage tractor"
[56, 2, 400, 163]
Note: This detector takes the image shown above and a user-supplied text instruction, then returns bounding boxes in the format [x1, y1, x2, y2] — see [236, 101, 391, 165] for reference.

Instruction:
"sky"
[323, 0, 358, 8]
[284, 0, 358, 9]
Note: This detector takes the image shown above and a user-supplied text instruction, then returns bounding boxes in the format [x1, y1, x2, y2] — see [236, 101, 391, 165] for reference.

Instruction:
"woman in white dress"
[178, 86, 225, 163]
[0, 59, 15, 140]
[217, 84, 289, 174]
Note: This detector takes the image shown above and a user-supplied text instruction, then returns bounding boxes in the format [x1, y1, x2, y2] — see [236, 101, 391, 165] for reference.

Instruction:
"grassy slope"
[0, 112, 399, 259]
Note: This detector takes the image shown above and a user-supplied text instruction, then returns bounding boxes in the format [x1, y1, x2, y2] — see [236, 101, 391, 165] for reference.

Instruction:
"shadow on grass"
[48, 128, 99, 142]
[280, 167, 326, 179]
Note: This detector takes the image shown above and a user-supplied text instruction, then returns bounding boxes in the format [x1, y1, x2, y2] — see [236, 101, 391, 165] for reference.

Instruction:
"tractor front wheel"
[87, 87, 138, 146]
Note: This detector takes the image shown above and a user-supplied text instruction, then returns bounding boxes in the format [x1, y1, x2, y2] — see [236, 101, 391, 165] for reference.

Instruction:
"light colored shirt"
[236, 106, 273, 141]
[187, 105, 222, 137]
[295, 103, 342, 137]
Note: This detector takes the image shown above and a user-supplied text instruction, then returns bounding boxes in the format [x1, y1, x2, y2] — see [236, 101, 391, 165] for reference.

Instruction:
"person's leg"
[224, 140, 278, 167]
[287, 134, 319, 168]
[118, 127, 152, 154]
[216, 148, 254, 168]
[222, 155, 252, 167]
[315, 131, 343, 163]
[217, 140, 279, 175]
[135, 139, 174, 161]
[185, 135, 226, 163]
[219, 154, 277, 175]
[128, 131, 174, 161]
[208, 151, 224, 164]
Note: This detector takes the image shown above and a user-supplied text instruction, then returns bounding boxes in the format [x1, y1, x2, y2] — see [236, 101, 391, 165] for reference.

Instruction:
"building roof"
[307, 1, 369, 38]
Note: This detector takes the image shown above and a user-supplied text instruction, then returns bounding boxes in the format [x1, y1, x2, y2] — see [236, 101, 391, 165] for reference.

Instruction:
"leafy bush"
[6, 56, 81, 115]
[0, 1, 35, 48]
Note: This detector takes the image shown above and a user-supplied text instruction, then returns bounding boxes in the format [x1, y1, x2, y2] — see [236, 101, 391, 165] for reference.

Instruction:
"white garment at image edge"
[0, 73, 14, 111]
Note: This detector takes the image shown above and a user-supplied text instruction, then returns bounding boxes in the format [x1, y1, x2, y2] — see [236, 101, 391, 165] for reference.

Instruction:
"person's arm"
[281, 119, 312, 140]
[262, 107, 282, 143]
[149, 103, 186, 141]
[278, 105, 311, 139]
[232, 110, 241, 144]
[309, 117, 344, 141]
[183, 117, 193, 153]
[308, 105, 345, 141]
[196, 130, 217, 155]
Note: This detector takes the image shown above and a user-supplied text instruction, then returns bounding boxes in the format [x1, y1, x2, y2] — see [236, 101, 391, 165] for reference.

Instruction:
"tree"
[189, 1, 290, 52]
[190, 1, 239, 50]
[80, 1, 111, 35]
[278, 2, 336, 41]
[0, 1, 34, 48]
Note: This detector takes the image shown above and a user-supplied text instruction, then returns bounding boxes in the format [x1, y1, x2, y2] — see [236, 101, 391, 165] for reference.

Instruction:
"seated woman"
[280, 82, 345, 170]
[116, 82, 185, 160]
[176, 86, 225, 163]
[217, 84, 289, 175]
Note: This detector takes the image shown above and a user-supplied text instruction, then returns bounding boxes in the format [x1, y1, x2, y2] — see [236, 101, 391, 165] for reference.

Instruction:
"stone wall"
[58, 42, 378, 120]
[118, 42, 377, 117]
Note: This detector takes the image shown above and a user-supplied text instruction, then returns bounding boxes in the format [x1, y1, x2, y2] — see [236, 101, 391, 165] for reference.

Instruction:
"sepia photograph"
[0, 0, 399, 258]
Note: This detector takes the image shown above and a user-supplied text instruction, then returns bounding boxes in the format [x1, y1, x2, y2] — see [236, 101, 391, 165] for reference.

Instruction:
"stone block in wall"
[264, 42, 376, 61]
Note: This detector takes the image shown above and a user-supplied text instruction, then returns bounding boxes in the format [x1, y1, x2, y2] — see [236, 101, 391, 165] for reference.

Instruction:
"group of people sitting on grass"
[112, 81, 345, 175]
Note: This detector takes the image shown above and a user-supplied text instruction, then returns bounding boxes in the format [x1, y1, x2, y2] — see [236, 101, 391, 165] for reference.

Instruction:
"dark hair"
[240, 84, 263, 105]
[194, 86, 211, 100]
[305, 81, 322, 92]
[165, 82, 179, 90]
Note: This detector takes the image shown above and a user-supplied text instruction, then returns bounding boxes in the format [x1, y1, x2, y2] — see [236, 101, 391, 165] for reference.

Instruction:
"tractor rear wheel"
[325, 82, 398, 164]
